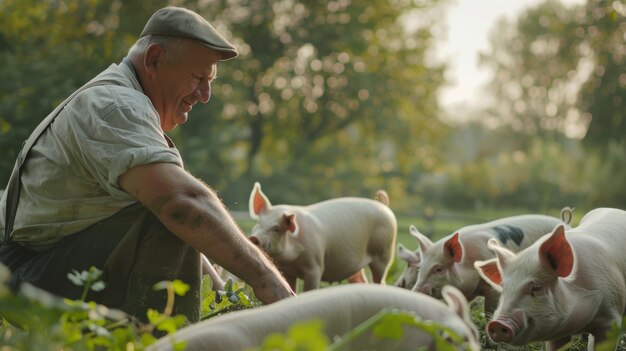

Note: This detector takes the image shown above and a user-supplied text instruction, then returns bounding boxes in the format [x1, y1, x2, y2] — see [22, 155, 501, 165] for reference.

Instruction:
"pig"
[247, 182, 397, 291]
[394, 237, 422, 289]
[411, 212, 569, 313]
[475, 207, 626, 351]
[146, 284, 481, 351]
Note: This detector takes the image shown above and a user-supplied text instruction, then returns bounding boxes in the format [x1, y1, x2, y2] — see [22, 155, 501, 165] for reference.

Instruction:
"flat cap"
[141, 6, 238, 61]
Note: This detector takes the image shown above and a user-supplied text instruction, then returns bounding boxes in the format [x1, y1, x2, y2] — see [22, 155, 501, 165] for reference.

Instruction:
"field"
[1, 207, 620, 350]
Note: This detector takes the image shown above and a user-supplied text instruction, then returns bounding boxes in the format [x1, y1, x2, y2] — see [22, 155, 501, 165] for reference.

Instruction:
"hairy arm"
[118, 162, 295, 303]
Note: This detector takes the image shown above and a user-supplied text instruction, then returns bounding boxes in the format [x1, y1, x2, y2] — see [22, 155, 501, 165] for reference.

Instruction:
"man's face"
[153, 40, 220, 131]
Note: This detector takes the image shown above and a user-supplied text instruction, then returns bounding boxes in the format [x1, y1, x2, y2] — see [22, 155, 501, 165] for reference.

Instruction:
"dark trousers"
[0, 202, 201, 324]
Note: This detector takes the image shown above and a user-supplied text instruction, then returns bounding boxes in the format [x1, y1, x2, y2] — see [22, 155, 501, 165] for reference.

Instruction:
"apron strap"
[3, 79, 119, 242]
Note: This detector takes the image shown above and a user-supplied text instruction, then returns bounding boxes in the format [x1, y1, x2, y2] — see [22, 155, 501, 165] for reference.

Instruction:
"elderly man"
[0, 7, 294, 323]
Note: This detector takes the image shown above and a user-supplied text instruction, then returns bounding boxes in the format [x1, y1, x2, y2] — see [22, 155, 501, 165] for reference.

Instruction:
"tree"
[478, 0, 625, 150]
[1, 0, 450, 210]
[0, 0, 169, 184]
[180, 0, 450, 207]
[576, 0, 626, 149]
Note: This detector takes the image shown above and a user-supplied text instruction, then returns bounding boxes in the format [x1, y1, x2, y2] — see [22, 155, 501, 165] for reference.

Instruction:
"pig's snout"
[249, 236, 261, 246]
[487, 320, 514, 343]
[413, 284, 432, 296]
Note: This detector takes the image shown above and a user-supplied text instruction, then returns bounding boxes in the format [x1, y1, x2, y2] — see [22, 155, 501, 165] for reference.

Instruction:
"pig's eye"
[529, 283, 545, 297]
[433, 266, 445, 274]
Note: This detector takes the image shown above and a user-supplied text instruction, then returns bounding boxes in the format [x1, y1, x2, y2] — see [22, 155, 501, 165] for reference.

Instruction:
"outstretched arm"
[119, 162, 295, 304]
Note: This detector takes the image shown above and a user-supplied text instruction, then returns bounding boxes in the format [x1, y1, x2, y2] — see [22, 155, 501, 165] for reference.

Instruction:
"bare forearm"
[118, 163, 294, 303]
[154, 188, 285, 294]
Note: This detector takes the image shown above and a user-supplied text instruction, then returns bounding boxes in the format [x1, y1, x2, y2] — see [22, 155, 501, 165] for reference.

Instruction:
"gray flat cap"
[141, 6, 238, 61]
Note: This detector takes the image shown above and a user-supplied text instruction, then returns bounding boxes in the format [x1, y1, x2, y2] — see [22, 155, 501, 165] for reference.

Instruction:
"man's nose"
[196, 80, 211, 103]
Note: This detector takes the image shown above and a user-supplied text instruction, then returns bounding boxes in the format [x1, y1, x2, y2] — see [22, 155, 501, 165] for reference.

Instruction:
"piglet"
[247, 182, 397, 291]
[146, 284, 480, 351]
[394, 236, 422, 289]
[411, 213, 568, 313]
[475, 207, 626, 351]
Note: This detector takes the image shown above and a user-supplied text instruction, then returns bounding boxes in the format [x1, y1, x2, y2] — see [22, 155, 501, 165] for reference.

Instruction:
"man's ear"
[144, 43, 164, 74]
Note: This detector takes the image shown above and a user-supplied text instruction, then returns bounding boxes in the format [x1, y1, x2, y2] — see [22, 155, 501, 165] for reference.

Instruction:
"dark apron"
[0, 202, 202, 324]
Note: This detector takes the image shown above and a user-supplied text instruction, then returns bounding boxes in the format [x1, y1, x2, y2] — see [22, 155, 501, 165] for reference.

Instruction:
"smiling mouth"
[182, 100, 194, 112]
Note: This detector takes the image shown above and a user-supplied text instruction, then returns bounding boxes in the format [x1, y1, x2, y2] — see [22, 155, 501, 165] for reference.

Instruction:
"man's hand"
[119, 162, 294, 304]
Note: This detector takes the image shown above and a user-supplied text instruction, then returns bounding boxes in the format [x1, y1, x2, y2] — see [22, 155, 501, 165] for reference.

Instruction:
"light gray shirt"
[0, 60, 182, 251]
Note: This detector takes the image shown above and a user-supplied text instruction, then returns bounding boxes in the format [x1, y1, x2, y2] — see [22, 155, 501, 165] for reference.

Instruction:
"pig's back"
[306, 198, 397, 280]
[308, 197, 395, 224]
[459, 214, 563, 252]
[570, 208, 626, 268]
[147, 285, 475, 351]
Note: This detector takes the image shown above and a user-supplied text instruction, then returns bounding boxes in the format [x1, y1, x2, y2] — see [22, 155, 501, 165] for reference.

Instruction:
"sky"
[438, 0, 584, 116]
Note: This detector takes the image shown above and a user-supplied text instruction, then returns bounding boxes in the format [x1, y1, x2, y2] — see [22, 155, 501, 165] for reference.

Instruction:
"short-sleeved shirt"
[0, 60, 182, 251]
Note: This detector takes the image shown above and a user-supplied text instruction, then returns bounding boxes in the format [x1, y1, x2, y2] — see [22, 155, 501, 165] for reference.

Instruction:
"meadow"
[1, 206, 623, 351]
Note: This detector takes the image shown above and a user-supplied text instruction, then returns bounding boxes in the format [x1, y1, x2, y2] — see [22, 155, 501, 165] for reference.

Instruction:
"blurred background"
[1, 0, 624, 232]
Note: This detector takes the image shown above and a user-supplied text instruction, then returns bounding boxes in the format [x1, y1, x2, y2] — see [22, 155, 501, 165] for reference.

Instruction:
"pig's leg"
[302, 270, 322, 291]
[369, 256, 392, 284]
[483, 288, 500, 315]
[545, 337, 574, 351]
[347, 269, 368, 284]
[586, 334, 595, 351]
[201, 254, 226, 291]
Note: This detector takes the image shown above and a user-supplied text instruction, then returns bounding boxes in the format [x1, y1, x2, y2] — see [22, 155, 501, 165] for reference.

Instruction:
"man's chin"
[173, 114, 188, 127]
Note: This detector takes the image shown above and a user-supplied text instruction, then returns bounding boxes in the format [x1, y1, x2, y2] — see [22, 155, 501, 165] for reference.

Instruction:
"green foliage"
[165, 0, 451, 209]
[201, 278, 254, 320]
[67, 266, 107, 301]
[0, 0, 141, 183]
[0, 267, 189, 351]
[476, 0, 626, 210]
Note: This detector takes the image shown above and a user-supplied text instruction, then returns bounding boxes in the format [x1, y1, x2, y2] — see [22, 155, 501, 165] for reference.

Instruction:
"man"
[0, 6, 294, 323]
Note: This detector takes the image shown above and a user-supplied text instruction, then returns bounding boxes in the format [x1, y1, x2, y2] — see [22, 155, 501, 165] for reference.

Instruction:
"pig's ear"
[443, 232, 463, 263]
[282, 213, 300, 237]
[409, 225, 433, 254]
[474, 258, 503, 292]
[487, 238, 516, 270]
[538, 224, 573, 278]
[397, 244, 421, 265]
[249, 182, 272, 220]
[442, 285, 472, 325]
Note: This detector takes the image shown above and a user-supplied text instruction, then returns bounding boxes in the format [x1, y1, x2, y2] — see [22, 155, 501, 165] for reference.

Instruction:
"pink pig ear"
[474, 259, 503, 292]
[443, 232, 463, 263]
[282, 213, 299, 237]
[410, 225, 433, 254]
[539, 225, 573, 278]
[249, 182, 272, 220]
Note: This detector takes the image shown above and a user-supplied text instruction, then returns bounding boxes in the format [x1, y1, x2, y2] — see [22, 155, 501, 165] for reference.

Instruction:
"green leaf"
[172, 280, 190, 297]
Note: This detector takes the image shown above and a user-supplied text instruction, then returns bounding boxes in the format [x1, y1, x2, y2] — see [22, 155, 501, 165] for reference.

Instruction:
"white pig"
[411, 213, 567, 313]
[247, 182, 397, 291]
[475, 207, 626, 351]
[146, 284, 481, 351]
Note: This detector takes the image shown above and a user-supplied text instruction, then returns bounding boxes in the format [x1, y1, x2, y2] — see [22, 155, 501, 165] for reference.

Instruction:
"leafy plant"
[201, 277, 254, 320]
[0, 266, 190, 351]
